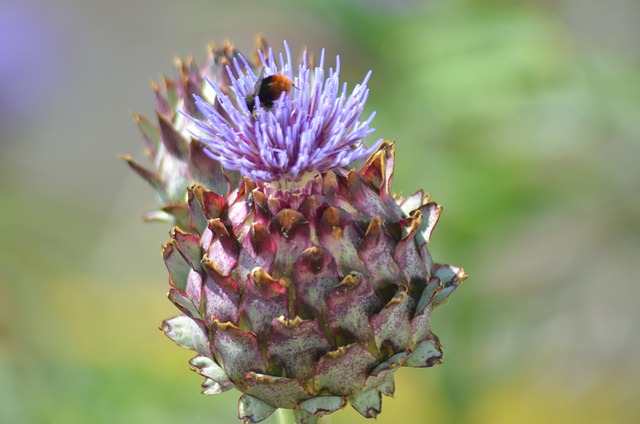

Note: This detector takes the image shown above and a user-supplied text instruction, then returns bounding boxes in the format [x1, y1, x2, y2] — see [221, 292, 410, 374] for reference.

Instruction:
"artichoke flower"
[127, 39, 465, 424]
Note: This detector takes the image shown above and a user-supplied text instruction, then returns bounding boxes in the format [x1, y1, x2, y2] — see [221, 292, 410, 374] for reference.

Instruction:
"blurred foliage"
[1, 0, 639, 423]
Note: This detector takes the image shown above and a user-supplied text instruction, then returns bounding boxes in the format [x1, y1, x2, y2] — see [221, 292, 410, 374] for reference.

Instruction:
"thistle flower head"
[190, 42, 381, 184]
[127, 38, 465, 424]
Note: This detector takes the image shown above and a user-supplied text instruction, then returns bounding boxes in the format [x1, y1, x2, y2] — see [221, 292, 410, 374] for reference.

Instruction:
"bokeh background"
[1, 0, 639, 423]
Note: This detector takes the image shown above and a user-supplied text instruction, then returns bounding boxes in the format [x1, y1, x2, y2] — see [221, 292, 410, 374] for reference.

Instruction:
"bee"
[246, 72, 293, 113]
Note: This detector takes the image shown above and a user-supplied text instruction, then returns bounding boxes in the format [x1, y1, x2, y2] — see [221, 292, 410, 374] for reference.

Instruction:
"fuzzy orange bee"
[246, 72, 293, 112]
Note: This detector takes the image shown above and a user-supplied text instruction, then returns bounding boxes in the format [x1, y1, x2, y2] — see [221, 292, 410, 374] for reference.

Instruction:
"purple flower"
[189, 42, 381, 183]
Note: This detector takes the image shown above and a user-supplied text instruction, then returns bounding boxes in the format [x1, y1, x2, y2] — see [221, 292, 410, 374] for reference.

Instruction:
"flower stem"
[276, 409, 332, 424]
[276, 409, 295, 424]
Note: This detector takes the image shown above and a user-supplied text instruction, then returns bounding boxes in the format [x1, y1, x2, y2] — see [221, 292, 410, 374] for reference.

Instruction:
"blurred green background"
[1, 0, 638, 423]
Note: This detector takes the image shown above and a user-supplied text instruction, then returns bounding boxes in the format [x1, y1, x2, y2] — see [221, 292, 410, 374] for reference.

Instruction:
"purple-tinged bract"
[190, 42, 381, 183]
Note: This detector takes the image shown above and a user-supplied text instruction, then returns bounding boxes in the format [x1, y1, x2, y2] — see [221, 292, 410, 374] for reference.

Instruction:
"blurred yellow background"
[1, 0, 638, 423]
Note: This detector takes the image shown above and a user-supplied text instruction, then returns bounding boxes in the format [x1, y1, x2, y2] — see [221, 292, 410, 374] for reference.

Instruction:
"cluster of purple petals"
[190, 42, 381, 182]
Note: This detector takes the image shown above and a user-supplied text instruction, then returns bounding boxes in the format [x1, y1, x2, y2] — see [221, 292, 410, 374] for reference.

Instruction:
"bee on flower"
[245, 71, 294, 113]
